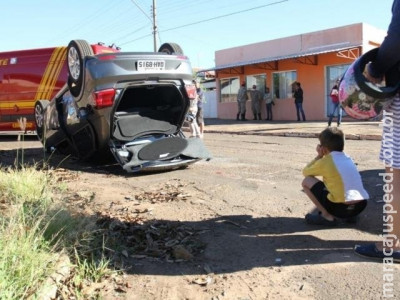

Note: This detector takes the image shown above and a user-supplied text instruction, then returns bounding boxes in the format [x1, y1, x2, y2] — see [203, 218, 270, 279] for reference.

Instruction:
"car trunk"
[111, 83, 186, 141]
[109, 82, 211, 172]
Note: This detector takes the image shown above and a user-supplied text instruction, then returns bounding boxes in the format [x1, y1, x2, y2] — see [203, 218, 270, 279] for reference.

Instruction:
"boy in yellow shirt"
[302, 127, 369, 225]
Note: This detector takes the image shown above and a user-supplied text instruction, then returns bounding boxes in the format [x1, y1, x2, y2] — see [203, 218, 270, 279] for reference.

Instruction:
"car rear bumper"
[109, 134, 211, 173]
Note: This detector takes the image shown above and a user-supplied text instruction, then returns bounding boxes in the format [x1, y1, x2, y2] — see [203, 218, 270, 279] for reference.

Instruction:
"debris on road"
[95, 216, 207, 263]
[134, 179, 192, 203]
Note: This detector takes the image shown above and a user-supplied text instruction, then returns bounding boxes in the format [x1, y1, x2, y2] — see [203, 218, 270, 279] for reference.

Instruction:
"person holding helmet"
[354, 0, 400, 262]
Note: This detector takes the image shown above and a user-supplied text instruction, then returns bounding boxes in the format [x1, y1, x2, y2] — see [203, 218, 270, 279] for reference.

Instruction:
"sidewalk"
[2, 120, 382, 141]
[202, 119, 383, 141]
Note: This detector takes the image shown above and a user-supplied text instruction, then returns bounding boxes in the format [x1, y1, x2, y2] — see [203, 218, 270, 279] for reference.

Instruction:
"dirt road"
[0, 133, 398, 299]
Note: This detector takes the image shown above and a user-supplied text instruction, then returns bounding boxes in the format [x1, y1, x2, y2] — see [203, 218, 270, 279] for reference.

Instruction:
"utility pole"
[152, 0, 158, 52]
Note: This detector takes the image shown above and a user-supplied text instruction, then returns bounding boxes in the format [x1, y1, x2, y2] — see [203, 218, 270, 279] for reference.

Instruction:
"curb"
[203, 129, 381, 141]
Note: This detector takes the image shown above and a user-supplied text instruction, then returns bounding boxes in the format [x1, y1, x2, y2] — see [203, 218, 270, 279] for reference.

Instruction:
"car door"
[42, 88, 97, 158]
[60, 90, 97, 158]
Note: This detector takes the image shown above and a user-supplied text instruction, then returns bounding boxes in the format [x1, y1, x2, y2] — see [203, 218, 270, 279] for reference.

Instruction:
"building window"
[219, 77, 240, 103]
[272, 71, 297, 99]
[246, 74, 266, 92]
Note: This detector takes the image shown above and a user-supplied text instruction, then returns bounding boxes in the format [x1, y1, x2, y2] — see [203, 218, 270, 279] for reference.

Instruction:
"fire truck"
[0, 41, 119, 132]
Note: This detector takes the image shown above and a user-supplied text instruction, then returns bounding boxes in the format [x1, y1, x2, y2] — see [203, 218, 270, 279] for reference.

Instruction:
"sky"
[0, 0, 394, 69]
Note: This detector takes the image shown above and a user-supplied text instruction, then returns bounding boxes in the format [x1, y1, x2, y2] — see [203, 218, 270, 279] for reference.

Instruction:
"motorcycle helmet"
[338, 47, 400, 120]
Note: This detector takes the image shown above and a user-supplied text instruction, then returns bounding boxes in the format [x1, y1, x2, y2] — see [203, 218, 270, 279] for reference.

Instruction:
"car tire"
[67, 40, 94, 99]
[34, 100, 50, 140]
[158, 43, 184, 55]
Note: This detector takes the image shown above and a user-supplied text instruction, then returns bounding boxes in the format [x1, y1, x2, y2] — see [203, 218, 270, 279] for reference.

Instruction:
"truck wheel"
[67, 40, 94, 99]
[158, 43, 184, 55]
[34, 100, 49, 140]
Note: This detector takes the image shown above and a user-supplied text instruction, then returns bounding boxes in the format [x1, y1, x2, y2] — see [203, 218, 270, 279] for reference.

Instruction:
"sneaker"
[354, 244, 400, 263]
[309, 208, 321, 215]
[305, 213, 337, 226]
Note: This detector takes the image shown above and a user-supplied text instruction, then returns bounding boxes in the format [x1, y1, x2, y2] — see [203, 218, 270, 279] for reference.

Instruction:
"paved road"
[1, 131, 397, 299]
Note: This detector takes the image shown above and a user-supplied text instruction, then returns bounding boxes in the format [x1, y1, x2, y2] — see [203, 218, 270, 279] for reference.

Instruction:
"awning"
[199, 42, 362, 72]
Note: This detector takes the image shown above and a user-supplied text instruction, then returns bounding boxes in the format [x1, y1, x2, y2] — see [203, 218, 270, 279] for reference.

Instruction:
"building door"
[326, 64, 350, 117]
[203, 90, 217, 118]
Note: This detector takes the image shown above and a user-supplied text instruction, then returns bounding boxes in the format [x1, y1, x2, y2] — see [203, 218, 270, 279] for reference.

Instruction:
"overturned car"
[34, 40, 210, 173]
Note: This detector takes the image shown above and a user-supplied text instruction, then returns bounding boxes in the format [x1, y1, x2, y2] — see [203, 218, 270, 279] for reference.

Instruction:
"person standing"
[187, 101, 200, 137]
[195, 81, 205, 138]
[264, 86, 274, 121]
[237, 81, 248, 121]
[186, 81, 200, 138]
[250, 84, 262, 120]
[327, 80, 342, 126]
[354, 0, 400, 262]
[302, 127, 369, 226]
[293, 82, 306, 121]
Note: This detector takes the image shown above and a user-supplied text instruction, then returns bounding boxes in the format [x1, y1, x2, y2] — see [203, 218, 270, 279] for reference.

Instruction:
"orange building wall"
[215, 23, 386, 121]
[217, 51, 356, 121]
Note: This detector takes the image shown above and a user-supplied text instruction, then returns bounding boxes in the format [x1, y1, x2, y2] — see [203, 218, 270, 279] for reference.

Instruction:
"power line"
[157, 0, 205, 15]
[114, 24, 151, 43]
[130, 0, 152, 22]
[161, 0, 288, 33]
[45, 1, 120, 44]
[119, 0, 288, 46]
[119, 33, 153, 46]
[88, 6, 145, 37]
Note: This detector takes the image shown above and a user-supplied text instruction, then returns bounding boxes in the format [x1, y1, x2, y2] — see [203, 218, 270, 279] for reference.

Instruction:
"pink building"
[210, 23, 386, 121]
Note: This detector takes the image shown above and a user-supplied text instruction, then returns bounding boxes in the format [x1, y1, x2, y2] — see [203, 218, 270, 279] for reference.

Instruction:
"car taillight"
[94, 89, 115, 108]
[185, 84, 197, 99]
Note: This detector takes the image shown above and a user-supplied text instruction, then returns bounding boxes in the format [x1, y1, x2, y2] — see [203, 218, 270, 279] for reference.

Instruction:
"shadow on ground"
[85, 212, 386, 276]
[1, 145, 387, 276]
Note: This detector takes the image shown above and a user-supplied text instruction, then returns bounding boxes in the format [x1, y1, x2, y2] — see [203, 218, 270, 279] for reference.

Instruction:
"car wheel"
[34, 100, 49, 140]
[67, 40, 94, 99]
[158, 43, 184, 55]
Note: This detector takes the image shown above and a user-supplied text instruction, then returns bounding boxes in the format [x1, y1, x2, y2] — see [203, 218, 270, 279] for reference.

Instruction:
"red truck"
[0, 41, 118, 132]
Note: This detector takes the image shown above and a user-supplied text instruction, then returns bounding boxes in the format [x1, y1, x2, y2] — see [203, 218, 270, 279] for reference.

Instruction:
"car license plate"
[137, 60, 165, 71]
